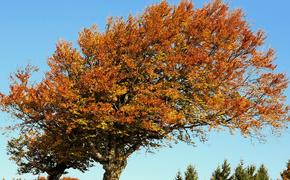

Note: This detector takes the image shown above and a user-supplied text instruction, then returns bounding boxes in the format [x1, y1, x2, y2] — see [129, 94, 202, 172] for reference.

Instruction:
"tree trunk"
[47, 164, 66, 180]
[47, 173, 62, 180]
[102, 159, 127, 180]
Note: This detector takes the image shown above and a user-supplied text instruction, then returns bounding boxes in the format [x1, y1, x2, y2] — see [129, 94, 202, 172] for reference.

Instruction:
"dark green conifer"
[255, 164, 269, 180]
[232, 161, 249, 180]
[211, 160, 232, 180]
[246, 165, 256, 180]
[185, 165, 198, 180]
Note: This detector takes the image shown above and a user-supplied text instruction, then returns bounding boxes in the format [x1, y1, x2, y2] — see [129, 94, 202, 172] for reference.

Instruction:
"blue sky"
[0, 0, 289, 179]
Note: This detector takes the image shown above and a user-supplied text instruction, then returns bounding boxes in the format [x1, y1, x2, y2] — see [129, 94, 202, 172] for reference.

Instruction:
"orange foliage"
[0, 0, 289, 179]
[2, 0, 288, 137]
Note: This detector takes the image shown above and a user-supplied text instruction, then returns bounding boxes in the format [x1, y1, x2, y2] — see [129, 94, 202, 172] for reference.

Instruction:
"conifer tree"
[211, 160, 232, 180]
[185, 165, 198, 180]
[232, 161, 249, 180]
[246, 165, 256, 180]
[175, 171, 183, 180]
[232, 161, 270, 180]
[211, 166, 222, 180]
[221, 160, 232, 180]
[254, 164, 269, 180]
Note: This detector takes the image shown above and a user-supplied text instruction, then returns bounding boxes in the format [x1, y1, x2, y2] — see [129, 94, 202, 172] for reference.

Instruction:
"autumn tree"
[185, 165, 198, 180]
[1, 0, 289, 180]
[281, 160, 290, 180]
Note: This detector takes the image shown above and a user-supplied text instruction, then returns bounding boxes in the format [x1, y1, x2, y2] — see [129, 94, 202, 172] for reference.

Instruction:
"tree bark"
[47, 164, 66, 180]
[102, 159, 127, 180]
[47, 173, 62, 180]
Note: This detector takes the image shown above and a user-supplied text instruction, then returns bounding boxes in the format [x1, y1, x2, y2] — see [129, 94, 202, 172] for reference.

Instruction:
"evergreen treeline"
[175, 165, 199, 180]
[175, 160, 290, 180]
[2, 160, 290, 180]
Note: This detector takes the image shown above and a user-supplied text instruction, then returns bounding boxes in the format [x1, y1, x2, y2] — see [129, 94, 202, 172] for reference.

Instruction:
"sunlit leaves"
[0, 0, 289, 177]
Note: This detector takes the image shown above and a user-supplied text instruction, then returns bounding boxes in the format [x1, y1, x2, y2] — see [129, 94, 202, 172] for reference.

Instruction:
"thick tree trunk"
[47, 165, 66, 180]
[47, 173, 62, 180]
[102, 159, 127, 180]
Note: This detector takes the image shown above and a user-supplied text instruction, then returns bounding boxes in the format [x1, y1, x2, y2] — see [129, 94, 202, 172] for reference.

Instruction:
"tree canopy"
[7, 129, 91, 179]
[0, 0, 289, 179]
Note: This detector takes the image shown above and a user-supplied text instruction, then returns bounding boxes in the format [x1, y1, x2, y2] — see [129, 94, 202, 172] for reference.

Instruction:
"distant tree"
[1, 0, 289, 180]
[232, 161, 270, 180]
[221, 160, 232, 180]
[175, 171, 183, 180]
[281, 160, 290, 180]
[246, 165, 256, 180]
[211, 166, 222, 180]
[255, 164, 269, 180]
[211, 160, 232, 180]
[185, 165, 198, 180]
[232, 161, 249, 180]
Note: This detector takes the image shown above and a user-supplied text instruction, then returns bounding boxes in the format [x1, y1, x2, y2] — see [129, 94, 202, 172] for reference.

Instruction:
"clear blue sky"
[0, 0, 289, 179]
